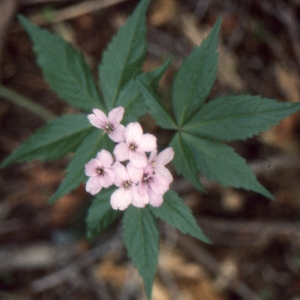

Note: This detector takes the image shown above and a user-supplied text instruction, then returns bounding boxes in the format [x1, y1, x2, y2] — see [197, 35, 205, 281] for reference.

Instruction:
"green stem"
[0, 85, 56, 121]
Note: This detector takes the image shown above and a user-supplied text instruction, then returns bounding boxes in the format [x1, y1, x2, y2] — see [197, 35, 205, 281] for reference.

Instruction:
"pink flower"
[110, 162, 148, 210]
[149, 147, 174, 183]
[85, 150, 115, 195]
[88, 107, 125, 142]
[138, 164, 170, 207]
[113, 122, 157, 168]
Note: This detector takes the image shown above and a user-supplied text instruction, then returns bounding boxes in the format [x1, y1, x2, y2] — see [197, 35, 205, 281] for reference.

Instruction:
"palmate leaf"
[182, 132, 273, 199]
[86, 186, 120, 240]
[138, 81, 177, 129]
[116, 60, 172, 123]
[183, 95, 300, 141]
[1, 114, 92, 167]
[99, 0, 149, 110]
[18, 16, 104, 112]
[149, 190, 210, 243]
[171, 17, 221, 127]
[48, 131, 114, 204]
[169, 133, 204, 191]
[123, 206, 159, 300]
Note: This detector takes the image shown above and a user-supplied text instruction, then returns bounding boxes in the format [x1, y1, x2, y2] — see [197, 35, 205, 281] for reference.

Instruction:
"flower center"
[123, 180, 131, 188]
[129, 143, 137, 151]
[142, 173, 151, 182]
[104, 124, 113, 133]
[96, 167, 105, 176]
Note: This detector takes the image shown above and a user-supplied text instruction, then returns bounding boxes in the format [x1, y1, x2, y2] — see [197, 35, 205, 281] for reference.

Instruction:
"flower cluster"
[85, 107, 174, 210]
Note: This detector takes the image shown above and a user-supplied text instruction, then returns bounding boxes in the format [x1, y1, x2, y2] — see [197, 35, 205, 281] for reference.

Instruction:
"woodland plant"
[2, 0, 300, 298]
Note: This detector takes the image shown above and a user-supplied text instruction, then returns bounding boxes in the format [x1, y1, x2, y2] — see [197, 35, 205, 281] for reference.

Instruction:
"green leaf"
[123, 206, 159, 300]
[115, 79, 148, 123]
[1, 114, 92, 167]
[183, 95, 300, 141]
[18, 15, 104, 112]
[138, 80, 177, 129]
[182, 133, 273, 199]
[169, 133, 204, 191]
[139, 59, 172, 90]
[149, 190, 210, 243]
[172, 17, 221, 126]
[116, 60, 172, 123]
[48, 130, 114, 204]
[86, 186, 120, 240]
[99, 0, 149, 110]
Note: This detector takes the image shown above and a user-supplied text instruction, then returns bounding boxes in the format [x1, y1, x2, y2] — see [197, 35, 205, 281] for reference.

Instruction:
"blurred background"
[1, 0, 300, 299]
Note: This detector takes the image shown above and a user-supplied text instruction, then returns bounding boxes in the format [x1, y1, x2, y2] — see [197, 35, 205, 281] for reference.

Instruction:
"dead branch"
[28, 0, 129, 26]
[31, 235, 122, 292]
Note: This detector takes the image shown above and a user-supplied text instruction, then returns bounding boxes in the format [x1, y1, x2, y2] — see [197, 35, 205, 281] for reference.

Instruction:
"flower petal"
[96, 149, 113, 168]
[138, 180, 148, 197]
[85, 159, 100, 177]
[114, 142, 129, 162]
[99, 169, 115, 188]
[88, 109, 108, 129]
[155, 147, 174, 165]
[125, 122, 143, 144]
[149, 173, 170, 195]
[129, 150, 148, 168]
[110, 187, 132, 210]
[131, 185, 149, 208]
[108, 106, 124, 126]
[138, 134, 157, 152]
[86, 176, 102, 195]
[108, 124, 125, 142]
[154, 164, 173, 183]
[112, 161, 129, 186]
[149, 149, 157, 162]
[148, 189, 164, 207]
[127, 162, 143, 183]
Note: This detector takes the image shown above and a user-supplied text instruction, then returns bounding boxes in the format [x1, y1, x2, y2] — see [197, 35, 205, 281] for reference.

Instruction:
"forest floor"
[1, 0, 300, 299]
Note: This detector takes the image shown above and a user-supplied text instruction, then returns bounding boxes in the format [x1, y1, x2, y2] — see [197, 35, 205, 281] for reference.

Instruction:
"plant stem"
[0, 85, 56, 121]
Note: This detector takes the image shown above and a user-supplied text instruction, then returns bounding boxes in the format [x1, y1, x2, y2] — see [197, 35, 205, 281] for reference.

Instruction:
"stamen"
[129, 143, 137, 151]
[96, 167, 105, 175]
[104, 124, 113, 133]
[124, 181, 131, 188]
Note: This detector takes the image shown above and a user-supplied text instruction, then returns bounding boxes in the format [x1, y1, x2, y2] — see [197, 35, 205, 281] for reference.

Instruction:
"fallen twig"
[31, 234, 122, 292]
[28, 0, 129, 26]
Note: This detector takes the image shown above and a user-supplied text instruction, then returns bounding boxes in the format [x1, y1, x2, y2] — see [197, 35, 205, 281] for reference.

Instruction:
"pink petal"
[149, 173, 170, 195]
[99, 169, 115, 188]
[113, 142, 129, 162]
[154, 164, 173, 183]
[88, 109, 108, 128]
[86, 177, 102, 195]
[93, 108, 108, 122]
[138, 134, 157, 152]
[87, 114, 105, 129]
[110, 187, 132, 210]
[128, 150, 148, 168]
[138, 180, 148, 197]
[131, 185, 149, 208]
[96, 149, 113, 168]
[125, 122, 143, 144]
[149, 149, 157, 162]
[143, 164, 154, 177]
[112, 161, 129, 186]
[148, 189, 164, 207]
[155, 147, 174, 165]
[85, 159, 100, 177]
[108, 106, 124, 126]
[127, 163, 143, 183]
[108, 124, 125, 142]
